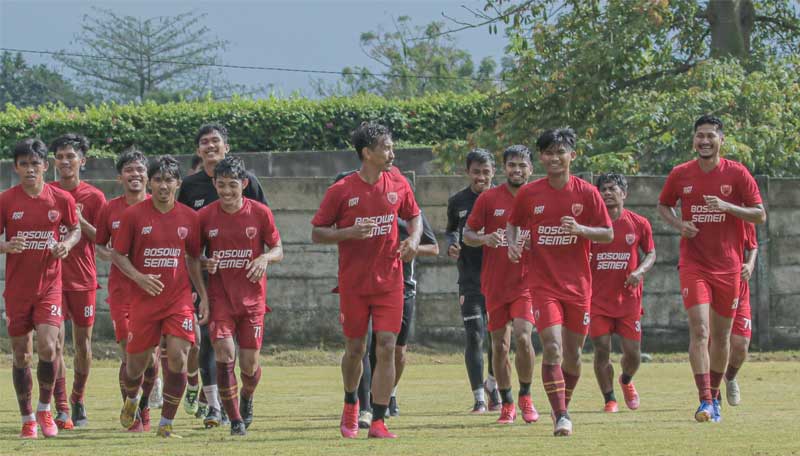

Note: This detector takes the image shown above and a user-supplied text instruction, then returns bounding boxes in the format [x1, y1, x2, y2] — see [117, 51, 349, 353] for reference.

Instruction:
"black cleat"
[240, 396, 254, 429]
[230, 420, 247, 436]
[203, 406, 221, 429]
[388, 396, 399, 417]
[71, 401, 89, 427]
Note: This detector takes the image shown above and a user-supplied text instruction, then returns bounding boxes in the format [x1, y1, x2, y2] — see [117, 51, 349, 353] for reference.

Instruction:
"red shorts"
[486, 290, 535, 332]
[532, 294, 591, 335]
[4, 287, 63, 337]
[62, 290, 96, 327]
[589, 314, 642, 341]
[731, 280, 752, 339]
[679, 269, 740, 318]
[339, 288, 403, 339]
[111, 313, 131, 344]
[210, 313, 265, 350]
[126, 309, 196, 354]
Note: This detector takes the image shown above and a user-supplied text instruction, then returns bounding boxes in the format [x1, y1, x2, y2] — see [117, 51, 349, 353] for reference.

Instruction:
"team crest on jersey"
[625, 233, 636, 245]
[48, 210, 60, 222]
[208, 228, 219, 238]
[720, 185, 732, 196]
[534, 205, 545, 215]
[494, 209, 505, 217]
[683, 186, 693, 194]
[193, 199, 205, 208]
[11, 211, 23, 220]
[245, 226, 257, 239]
[177, 226, 188, 240]
[571, 203, 583, 217]
[387, 192, 398, 204]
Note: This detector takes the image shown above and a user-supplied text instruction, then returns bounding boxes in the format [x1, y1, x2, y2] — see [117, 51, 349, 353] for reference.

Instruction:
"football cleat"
[203, 406, 221, 428]
[553, 414, 573, 436]
[36, 410, 58, 438]
[195, 403, 208, 419]
[120, 397, 139, 429]
[240, 396, 254, 429]
[358, 410, 373, 429]
[140, 407, 151, 432]
[726, 378, 741, 406]
[694, 401, 713, 422]
[519, 395, 539, 423]
[388, 396, 399, 417]
[497, 402, 516, 424]
[485, 380, 502, 412]
[156, 424, 182, 438]
[19, 421, 38, 439]
[127, 414, 143, 433]
[184, 388, 199, 415]
[55, 410, 74, 430]
[71, 401, 88, 427]
[340, 401, 359, 438]
[367, 419, 397, 439]
[619, 377, 640, 410]
[471, 400, 488, 414]
[230, 420, 247, 436]
[604, 400, 619, 413]
[711, 399, 722, 423]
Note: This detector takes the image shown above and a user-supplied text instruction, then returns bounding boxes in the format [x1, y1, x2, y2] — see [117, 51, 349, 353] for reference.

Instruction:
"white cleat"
[726, 378, 741, 406]
[553, 415, 573, 436]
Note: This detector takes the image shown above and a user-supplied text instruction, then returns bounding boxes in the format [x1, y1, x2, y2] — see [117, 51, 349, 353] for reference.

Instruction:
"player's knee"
[542, 340, 561, 362]
[513, 333, 531, 354]
[12, 350, 32, 367]
[689, 323, 709, 343]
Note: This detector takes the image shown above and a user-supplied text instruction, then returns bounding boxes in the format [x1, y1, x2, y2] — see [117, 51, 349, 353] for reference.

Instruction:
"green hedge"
[0, 92, 492, 157]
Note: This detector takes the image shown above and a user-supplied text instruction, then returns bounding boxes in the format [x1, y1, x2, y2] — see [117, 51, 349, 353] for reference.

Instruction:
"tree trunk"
[707, 0, 756, 60]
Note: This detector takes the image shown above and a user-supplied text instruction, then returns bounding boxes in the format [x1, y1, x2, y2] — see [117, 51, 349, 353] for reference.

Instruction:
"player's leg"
[708, 307, 734, 422]
[184, 317, 201, 416]
[591, 332, 617, 412]
[561, 301, 590, 410]
[490, 324, 514, 423]
[131, 349, 159, 432]
[357, 325, 373, 427]
[389, 294, 415, 417]
[11, 331, 37, 438]
[149, 344, 164, 409]
[66, 290, 95, 428]
[539, 324, 570, 436]
[158, 334, 192, 438]
[370, 330, 398, 436]
[199, 322, 223, 427]
[121, 349, 153, 428]
[618, 332, 642, 410]
[686, 304, 713, 421]
[52, 320, 71, 429]
[34, 322, 61, 438]
[726, 334, 749, 405]
[483, 302, 500, 411]
[461, 294, 488, 412]
[214, 334, 241, 433]
[512, 317, 538, 423]
[338, 291, 370, 438]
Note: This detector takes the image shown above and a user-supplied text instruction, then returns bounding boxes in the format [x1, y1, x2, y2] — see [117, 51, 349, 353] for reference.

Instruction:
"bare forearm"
[110, 251, 143, 282]
[580, 226, 613, 243]
[726, 204, 767, 225]
[264, 244, 284, 264]
[744, 248, 757, 270]
[657, 204, 683, 231]
[405, 215, 423, 246]
[462, 226, 483, 247]
[79, 218, 97, 242]
[417, 243, 439, 257]
[505, 223, 520, 247]
[634, 250, 657, 276]
[312, 226, 349, 244]
[186, 256, 207, 297]
[96, 244, 112, 262]
[62, 227, 82, 250]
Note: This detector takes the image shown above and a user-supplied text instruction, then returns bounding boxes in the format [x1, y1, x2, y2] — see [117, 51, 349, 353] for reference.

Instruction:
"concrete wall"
[1, 155, 798, 351]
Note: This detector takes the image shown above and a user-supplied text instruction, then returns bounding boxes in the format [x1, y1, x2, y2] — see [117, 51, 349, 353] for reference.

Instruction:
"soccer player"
[589, 173, 656, 413]
[312, 121, 422, 439]
[46, 134, 106, 429]
[178, 123, 269, 427]
[113, 156, 209, 438]
[95, 148, 160, 431]
[723, 222, 758, 406]
[463, 145, 539, 424]
[445, 149, 501, 413]
[1, 138, 80, 439]
[198, 156, 283, 436]
[507, 128, 613, 436]
[657, 114, 765, 423]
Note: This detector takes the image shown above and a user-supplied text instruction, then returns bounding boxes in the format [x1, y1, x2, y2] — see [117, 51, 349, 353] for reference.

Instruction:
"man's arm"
[312, 222, 376, 244]
[77, 211, 97, 242]
[657, 203, 699, 238]
[742, 247, 758, 282]
[463, 225, 502, 248]
[245, 242, 284, 283]
[560, 216, 613, 243]
[625, 250, 657, 287]
[703, 197, 766, 225]
[398, 215, 422, 262]
[186, 255, 209, 324]
[52, 225, 81, 259]
[111, 250, 164, 296]
[96, 244, 112, 262]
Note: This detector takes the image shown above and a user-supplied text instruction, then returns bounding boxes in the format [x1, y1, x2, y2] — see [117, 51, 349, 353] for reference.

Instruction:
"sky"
[0, 0, 508, 97]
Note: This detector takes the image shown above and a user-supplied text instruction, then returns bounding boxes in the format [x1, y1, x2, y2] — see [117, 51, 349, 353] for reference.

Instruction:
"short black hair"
[190, 155, 203, 170]
[147, 155, 181, 180]
[13, 138, 48, 164]
[50, 133, 90, 156]
[694, 114, 724, 133]
[195, 123, 229, 145]
[502, 144, 531, 164]
[115, 146, 149, 174]
[213, 156, 248, 181]
[537, 128, 577, 152]
[465, 148, 494, 169]
[351, 121, 391, 160]
[595, 173, 628, 193]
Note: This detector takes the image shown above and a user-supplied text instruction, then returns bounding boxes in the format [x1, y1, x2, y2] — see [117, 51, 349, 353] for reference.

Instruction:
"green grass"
[1, 354, 798, 455]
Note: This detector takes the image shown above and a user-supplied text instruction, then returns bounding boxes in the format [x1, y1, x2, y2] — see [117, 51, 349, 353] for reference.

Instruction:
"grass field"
[0, 351, 798, 455]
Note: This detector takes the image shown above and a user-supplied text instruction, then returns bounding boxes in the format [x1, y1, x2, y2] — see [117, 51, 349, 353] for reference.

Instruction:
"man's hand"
[398, 238, 420, 262]
[246, 255, 270, 283]
[704, 195, 731, 213]
[2, 236, 26, 254]
[679, 221, 700, 238]
[483, 231, 503, 248]
[203, 254, 220, 274]
[625, 270, 645, 288]
[197, 294, 210, 325]
[135, 273, 164, 297]
[560, 216, 584, 236]
[508, 243, 522, 263]
[50, 242, 71, 259]
[448, 243, 461, 259]
[741, 262, 755, 282]
[346, 220, 377, 240]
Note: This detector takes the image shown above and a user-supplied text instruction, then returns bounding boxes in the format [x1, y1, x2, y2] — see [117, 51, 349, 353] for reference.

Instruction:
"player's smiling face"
[214, 175, 248, 209]
[467, 161, 494, 193]
[15, 153, 48, 188]
[149, 172, 180, 204]
[693, 124, 723, 160]
[54, 146, 85, 180]
[504, 155, 531, 188]
[599, 182, 626, 209]
[119, 160, 148, 193]
[540, 144, 575, 176]
[197, 131, 230, 167]
[364, 135, 395, 171]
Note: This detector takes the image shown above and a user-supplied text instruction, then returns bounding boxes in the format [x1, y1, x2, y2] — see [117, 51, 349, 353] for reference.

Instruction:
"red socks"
[542, 364, 566, 416]
[12, 366, 33, 416]
[217, 361, 242, 421]
[240, 365, 262, 400]
[161, 369, 188, 421]
[694, 373, 712, 403]
[709, 370, 724, 401]
[70, 371, 89, 405]
[563, 370, 580, 408]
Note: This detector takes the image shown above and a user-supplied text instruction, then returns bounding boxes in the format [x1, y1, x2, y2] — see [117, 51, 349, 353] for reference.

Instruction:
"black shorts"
[396, 294, 415, 347]
[460, 293, 486, 323]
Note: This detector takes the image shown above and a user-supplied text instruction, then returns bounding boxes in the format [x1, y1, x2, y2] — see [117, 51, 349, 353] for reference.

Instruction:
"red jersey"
[508, 175, 612, 300]
[0, 184, 78, 299]
[590, 209, 655, 318]
[466, 184, 530, 304]
[659, 158, 762, 275]
[49, 181, 106, 291]
[113, 200, 200, 318]
[96, 195, 151, 308]
[311, 168, 421, 295]
[199, 199, 281, 314]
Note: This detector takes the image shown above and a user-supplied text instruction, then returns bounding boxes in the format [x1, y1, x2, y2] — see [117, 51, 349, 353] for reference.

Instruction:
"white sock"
[203, 385, 220, 409]
[391, 386, 398, 397]
[486, 376, 498, 391]
[36, 402, 50, 412]
[159, 417, 173, 427]
[187, 370, 200, 391]
[473, 388, 486, 403]
[22, 413, 35, 423]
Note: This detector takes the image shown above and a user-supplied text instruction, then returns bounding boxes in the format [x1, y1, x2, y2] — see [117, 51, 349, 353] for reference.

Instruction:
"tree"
[0, 51, 93, 109]
[434, 0, 800, 176]
[54, 8, 241, 102]
[314, 16, 499, 98]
